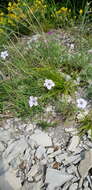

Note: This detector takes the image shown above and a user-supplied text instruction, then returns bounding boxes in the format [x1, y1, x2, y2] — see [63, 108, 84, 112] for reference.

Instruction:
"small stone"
[56, 152, 68, 163]
[48, 158, 54, 164]
[73, 147, 83, 155]
[69, 183, 78, 190]
[27, 138, 37, 149]
[27, 176, 33, 182]
[40, 158, 47, 165]
[68, 136, 80, 152]
[25, 124, 34, 132]
[27, 164, 39, 178]
[83, 180, 89, 188]
[63, 154, 81, 165]
[48, 149, 61, 158]
[35, 174, 42, 182]
[87, 175, 92, 189]
[67, 165, 79, 178]
[35, 146, 46, 160]
[85, 140, 92, 148]
[53, 162, 61, 169]
[47, 148, 54, 154]
[54, 146, 60, 151]
[30, 130, 52, 147]
[0, 142, 5, 152]
[78, 149, 92, 188]
[19, 161, 26, 170]
[65, 128, 77, 135]
[0, 130, 10, 143]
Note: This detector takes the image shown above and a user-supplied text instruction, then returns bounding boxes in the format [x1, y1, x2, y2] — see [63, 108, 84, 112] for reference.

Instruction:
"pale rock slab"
[63, 154, 81, 165]
[3, 138, 28, 163]
[68, 135, 80, 152]
[78, 149, 92, 188]
[35, 146, 46, 159]
[45, 168, 74, 190]
[48, 149, 61, 158]
[56, 152, 68, 163]
[30, 130, 52, 147]
[0, 168, 21, 190]
[0, 130, 11, 143]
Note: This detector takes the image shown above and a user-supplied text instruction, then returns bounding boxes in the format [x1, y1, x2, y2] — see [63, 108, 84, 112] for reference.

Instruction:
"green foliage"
[0, 37, 77, 118]
[55, 100, 77, 120]
[37, 120, 57, 129]
[78, 110, 92, 137]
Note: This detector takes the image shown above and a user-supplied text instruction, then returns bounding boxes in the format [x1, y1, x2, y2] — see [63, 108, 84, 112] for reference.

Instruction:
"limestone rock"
[0, 142, 5, 152]
[0, 168, 21, 190]
[68, 135, 80, 152]
[3, 138, 28, 163]
[30, 130, 52, 147]
[69, 183, 78, 190]
[45, 168, 74, 190]
[78, 149, 92, 188]
[35, 146, 46, 160]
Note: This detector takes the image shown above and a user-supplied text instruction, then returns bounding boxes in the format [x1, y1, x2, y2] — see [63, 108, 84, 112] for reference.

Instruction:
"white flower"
[76, 98, 87, 109]
[29, 96, 38, 107]
[0, 50, 8, 60]
[70, 43, 74, 49]
[44, 79, 55, 90]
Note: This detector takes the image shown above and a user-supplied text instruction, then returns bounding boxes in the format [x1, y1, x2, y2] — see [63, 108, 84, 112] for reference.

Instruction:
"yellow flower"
[56, 7, 68, 15]
[0, 12, 4, 16]
[79, 9, 83, 14]
[8, 2, 12, 7]
[60, 7, 68, 12]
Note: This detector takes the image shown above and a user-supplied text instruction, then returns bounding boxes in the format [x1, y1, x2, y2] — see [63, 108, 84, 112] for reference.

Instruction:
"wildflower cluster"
[29, 79, 55, 108]
[51, 6, 73, 26]
[0, 0, 87, 35]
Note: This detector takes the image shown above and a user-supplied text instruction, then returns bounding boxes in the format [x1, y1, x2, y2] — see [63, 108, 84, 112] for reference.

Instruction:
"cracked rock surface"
[0, 118, 92, 190]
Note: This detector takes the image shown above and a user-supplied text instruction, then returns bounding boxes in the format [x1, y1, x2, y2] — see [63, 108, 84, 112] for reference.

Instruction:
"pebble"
[0, 142, 5, 152]
[69, 183, 78, 190]
[47, 148, 54, 154]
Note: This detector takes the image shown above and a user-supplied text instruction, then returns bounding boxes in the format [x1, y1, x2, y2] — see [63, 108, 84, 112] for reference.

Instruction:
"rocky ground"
[0, 117, 92, 190]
